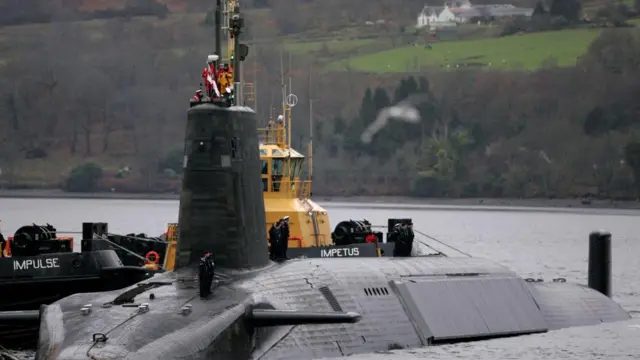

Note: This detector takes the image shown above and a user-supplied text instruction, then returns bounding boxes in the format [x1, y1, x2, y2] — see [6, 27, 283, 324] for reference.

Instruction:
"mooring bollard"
[588, 231, 612, 298]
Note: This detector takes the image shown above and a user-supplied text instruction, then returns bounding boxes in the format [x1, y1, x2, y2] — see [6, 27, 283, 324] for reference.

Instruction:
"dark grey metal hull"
[36, 256, 629, 360]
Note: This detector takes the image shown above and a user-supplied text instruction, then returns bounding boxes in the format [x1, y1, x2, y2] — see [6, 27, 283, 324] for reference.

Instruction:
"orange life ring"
[145, 251, 160, 264]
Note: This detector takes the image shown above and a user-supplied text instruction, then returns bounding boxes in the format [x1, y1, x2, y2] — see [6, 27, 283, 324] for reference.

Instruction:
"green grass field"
[284, 38, 376, 54]
[326, 28, 604, 73]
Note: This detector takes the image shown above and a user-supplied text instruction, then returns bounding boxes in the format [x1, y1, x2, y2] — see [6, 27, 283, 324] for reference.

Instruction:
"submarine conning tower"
[176, 103, 270, 270]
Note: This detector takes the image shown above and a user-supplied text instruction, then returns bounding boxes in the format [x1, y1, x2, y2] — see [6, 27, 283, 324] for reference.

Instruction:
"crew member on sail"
[217, 63, 234, 97]
[202, 55, 220, 99]
[190, 89, 204, 104]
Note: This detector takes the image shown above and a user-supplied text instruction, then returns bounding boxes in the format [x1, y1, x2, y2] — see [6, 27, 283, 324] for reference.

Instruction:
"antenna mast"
[308, 65, 313, 181]
[221, 0, 246, 106]
[252, 33, 258, 113]
[215, 0, 222, 58]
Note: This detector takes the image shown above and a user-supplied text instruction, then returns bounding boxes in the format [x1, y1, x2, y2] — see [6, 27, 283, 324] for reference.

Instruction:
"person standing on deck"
[279, 216, 290, 260]
[393, 221, 414, 257]
[266, 118, 275, 141]
[198, 251, 216, 297]
[0, 229, 5, 258]
[268, 220, 282, 261]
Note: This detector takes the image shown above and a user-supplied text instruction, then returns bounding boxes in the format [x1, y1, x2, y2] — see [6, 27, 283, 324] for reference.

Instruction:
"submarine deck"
[38, 256, 629, 360]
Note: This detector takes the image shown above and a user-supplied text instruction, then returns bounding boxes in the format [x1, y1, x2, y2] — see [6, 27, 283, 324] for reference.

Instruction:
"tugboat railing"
[257, 126, 287, 146]
[265, 180, 311, 199]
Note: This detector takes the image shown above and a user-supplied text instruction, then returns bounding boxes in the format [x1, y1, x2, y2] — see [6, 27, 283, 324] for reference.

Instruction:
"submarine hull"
[36, 256, 629, 360]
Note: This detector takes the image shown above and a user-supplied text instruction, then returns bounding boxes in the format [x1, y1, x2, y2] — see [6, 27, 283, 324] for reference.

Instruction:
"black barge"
[0, 223, 158, 348]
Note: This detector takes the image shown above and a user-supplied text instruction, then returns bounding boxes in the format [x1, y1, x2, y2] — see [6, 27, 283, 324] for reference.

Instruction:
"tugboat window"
[272, 158, 284, 192]
[261, 160, 268, 174]
[272, 159, 284, 175]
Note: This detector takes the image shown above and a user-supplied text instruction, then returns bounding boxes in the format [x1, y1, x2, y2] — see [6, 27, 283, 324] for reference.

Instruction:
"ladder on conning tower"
[221, 0, 256, 109]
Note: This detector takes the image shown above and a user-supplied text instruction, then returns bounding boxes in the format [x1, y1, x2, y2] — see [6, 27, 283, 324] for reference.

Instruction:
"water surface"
[1, 198, 638, 359]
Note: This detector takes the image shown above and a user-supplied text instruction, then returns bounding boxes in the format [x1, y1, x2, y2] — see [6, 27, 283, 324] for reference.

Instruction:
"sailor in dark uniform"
[198, 251, 216, 297]
[268, 220, 281, 261]
[0, 230, 5, 258]
[388, 223, 401, 244]
[279, 216, 290, 260]
[393, 221, 414, 257]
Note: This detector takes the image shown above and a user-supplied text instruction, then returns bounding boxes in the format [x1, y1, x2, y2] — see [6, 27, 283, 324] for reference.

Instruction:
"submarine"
[32, 2, 629, 359]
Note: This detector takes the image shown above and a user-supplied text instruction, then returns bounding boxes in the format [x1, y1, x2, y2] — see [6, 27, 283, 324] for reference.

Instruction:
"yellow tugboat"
[257, 111, 332, 249]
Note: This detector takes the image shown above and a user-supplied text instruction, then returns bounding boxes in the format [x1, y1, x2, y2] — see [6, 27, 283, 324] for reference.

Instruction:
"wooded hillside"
[1, 0, 639, 199]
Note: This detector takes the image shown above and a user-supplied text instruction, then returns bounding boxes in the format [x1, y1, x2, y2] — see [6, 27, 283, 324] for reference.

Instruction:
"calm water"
[1, 198, 639, 359]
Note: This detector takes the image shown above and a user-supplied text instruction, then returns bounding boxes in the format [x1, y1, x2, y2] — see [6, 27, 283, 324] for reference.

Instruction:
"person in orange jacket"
[217, 63, 233, 94]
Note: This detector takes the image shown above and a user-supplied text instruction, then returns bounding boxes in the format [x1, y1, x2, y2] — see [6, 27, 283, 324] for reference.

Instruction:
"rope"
[415, 238, 444, 256]
[51, 231, 167, 244]
[0, 346, 20, 360]
[94, 235, 166, 271]
[370, 225, 472, 258]
[413, 229, 472, 258]
[106, 233, 167, 244]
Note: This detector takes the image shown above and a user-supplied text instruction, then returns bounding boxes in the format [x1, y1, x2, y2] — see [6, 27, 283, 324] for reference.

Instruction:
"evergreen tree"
[358, 88, 376, 127]
[372, 87, 390, 111]
[533, 1, 546, 16]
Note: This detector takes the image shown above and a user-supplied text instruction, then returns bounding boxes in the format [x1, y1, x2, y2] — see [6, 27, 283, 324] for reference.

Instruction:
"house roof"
[420, 6, 444, 16]
[420, 3, 533, 19]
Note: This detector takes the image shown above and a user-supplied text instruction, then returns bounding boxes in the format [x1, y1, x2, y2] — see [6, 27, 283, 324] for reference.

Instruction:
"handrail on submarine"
[246, 309, 361, 327]
[0, 310, 40, 323]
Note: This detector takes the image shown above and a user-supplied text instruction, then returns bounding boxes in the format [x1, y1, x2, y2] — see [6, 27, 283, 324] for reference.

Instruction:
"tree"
[583, 106, 608, 136]
[549, 0, 582, 22]
[533, 1, 547, 16]
[580, 29, 640, 75]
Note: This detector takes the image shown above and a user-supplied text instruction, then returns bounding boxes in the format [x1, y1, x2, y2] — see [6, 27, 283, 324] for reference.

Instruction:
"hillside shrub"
[66, 163, 103, 192]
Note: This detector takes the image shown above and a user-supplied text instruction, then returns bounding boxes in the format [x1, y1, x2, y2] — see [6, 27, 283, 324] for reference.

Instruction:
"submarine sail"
[176, 104, 270, 270]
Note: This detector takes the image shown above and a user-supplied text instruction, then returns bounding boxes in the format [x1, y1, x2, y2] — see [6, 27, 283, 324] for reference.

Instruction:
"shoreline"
[2, 189, 640, 210]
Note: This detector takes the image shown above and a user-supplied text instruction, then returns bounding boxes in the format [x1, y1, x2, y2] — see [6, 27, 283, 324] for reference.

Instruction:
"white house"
[437, 7, 456, 22]
[416, 1, 533, 28]
[416, 6, 440, 28]
[444, 0, 472, 9]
